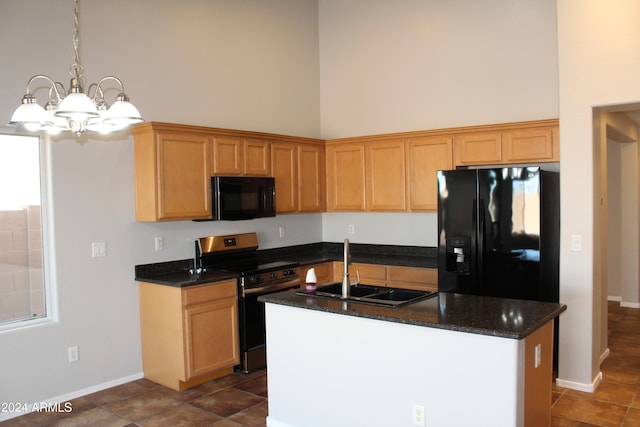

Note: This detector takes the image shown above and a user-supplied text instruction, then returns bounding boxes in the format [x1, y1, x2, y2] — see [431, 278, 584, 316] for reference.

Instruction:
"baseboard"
[608, 296, 622, 302]
[555, 371, 602, 393]
[600, 347, 610, 364]
[0, 371, 144, 422]
[621, 301, 640, 309]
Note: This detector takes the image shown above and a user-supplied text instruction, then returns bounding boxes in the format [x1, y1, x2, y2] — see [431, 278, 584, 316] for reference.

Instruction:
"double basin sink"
[297, 282, 437, 307]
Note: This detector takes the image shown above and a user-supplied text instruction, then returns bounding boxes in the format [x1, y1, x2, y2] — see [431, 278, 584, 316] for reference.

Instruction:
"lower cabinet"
[300, 262, 334, 285]
[331, 262, 437, 291]
[138, 279, 239, 391]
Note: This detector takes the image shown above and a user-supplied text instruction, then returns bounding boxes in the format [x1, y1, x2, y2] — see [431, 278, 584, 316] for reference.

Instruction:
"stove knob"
[283, 270, 289, 276]
[257, 276, 264, 284]
[270, 272, 278, 280]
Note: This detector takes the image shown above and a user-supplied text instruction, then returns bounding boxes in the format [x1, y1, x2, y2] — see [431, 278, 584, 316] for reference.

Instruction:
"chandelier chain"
[71, 0, 82, 76]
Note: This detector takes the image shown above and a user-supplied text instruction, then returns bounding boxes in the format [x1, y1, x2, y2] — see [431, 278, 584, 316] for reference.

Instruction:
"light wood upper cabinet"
[212, 136, 270, 176]
[133, 125, 212, 221]
[271, 142, 298, 213]
[326, 143, 366, 211]
[502, 127, 557, 163]
[455, 132, 502, 166]
[454, 121, 559, 167]
[406, 136, 454, 211]
[366, 140, 406, 211]
[298, 143, 326, 212]
[138, 279, 239, 391]
[271, 141, 325, 213]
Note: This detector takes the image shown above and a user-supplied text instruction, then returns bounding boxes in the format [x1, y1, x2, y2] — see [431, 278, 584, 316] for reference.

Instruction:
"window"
[0, 133, 47, 326]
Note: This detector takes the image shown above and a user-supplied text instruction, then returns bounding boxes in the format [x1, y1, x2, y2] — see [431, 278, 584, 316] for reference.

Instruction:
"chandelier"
[9, 0, 143, 136]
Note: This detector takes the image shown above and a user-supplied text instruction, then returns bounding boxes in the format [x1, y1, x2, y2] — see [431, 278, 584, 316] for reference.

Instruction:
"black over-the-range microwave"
[205, 176, 276, 221]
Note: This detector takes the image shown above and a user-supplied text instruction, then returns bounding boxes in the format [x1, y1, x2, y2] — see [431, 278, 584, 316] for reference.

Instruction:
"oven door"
[238, 278, 300, 372]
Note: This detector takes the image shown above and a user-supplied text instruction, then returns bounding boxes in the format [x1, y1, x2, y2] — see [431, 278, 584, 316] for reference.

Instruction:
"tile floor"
[551, 301, 640, 426]
[2, 301, 639, 426]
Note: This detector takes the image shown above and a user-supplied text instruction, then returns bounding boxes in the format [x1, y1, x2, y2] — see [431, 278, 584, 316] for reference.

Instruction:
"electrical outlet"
[348, 224, 355, 234]
[413, 404, 425, 426]
[154, 236, 164, 251]
[68, 346, 79, 363]
[535, 343, 542, 368]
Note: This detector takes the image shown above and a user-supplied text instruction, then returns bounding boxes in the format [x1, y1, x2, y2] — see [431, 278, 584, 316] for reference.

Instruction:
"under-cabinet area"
[131, 119, 558, 221]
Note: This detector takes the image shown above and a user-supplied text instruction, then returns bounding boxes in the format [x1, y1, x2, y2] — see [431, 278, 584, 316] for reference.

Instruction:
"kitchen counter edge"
[259, 290, 567, 340]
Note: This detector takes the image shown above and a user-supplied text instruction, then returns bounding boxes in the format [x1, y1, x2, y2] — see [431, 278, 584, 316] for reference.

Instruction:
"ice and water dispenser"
[445, 237, 471, 274]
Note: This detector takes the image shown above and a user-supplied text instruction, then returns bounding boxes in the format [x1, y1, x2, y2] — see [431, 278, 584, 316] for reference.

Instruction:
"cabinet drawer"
[182, 280, 237, 307]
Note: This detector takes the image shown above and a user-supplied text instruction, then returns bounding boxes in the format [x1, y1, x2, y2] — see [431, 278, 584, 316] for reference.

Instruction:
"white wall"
[266, 303, 523, 427]
[0, 0, 321, 412]
[318, 0, 559, 139]
[557, 0, 640, 389]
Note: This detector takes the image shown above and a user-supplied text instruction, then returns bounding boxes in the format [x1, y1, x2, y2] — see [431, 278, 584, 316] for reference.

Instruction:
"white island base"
[264, 302, 554, 427]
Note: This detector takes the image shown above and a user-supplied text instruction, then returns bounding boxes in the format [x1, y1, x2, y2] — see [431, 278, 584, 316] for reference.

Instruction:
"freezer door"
[477, 167, 542, 300]
[437, 169, 479, 294]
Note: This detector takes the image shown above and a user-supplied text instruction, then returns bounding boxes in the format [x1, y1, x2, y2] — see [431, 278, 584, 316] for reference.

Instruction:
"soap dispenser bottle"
[305, 268, 317, 293]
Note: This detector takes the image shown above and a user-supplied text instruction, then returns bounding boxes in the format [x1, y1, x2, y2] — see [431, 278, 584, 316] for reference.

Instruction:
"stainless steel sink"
[296, 282, 437, 307]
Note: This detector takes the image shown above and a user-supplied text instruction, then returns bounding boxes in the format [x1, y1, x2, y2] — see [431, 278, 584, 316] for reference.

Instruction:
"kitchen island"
[260, 290, 566, 427]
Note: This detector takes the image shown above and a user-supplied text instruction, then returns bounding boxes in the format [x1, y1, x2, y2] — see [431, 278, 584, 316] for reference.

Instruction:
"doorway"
[593, 104, 640, 363]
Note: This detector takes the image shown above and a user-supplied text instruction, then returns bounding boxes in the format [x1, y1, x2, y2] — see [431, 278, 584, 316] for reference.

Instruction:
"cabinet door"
[366, 141, 406, 211]
[333, 262, 388, 286]
[244, 140, 270, 176]
[326, 144, 366, 211]
[455, 132, 502, 166]
[156, 133, 212, 220]
[389, 266, 438, 292]
[407, 136, 453, 211]
[271, 142, 298, 213]
[300, 262, 333, 285]
[183, 297, 239, 380]
[212, 136, 243, 175]
[502, 127, 556, 163]
[298, 144, 326, 212]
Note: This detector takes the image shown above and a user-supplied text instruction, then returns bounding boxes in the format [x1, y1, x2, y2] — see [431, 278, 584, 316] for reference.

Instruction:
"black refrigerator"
[437, 167, 559, 303]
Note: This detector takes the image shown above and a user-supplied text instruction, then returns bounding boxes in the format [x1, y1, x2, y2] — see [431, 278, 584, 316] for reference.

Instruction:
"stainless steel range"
[195, 232, 300, 373]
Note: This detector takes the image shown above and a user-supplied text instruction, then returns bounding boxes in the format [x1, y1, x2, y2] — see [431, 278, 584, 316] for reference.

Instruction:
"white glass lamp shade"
[86, 111, 119, 134]
[55, 92, 99, 122]
[9, 102, 47, 131]
[104, 99, 143, 129]
[43, 110, 70, 135]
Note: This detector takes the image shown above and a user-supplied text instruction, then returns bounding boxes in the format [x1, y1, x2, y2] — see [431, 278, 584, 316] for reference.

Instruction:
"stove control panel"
[243, 267, 299, 288]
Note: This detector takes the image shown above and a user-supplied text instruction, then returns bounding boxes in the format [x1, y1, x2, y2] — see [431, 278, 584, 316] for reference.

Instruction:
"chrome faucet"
[342, 238, 351, 299]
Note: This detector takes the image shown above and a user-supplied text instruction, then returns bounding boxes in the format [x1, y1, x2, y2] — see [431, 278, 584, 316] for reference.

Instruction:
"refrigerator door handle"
[476, 198, 485, 289]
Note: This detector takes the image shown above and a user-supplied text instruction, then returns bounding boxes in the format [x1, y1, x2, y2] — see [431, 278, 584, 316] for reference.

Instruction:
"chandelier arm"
[26, 75, 65, 103]
[95, 76, 126, 94]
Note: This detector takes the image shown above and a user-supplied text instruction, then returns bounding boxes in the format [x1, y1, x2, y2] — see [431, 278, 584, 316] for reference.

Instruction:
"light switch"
[571, 234, 582, 252]
[91, 241, 107, 258]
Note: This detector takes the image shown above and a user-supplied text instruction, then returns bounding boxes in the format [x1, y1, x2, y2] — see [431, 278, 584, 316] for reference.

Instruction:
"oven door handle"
[242, 278, 301, 297]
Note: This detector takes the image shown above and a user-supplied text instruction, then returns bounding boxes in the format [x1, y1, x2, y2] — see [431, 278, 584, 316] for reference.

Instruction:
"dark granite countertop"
[135, 242, 437, 287]
[136, 269, 239, 287]
[259, 289, 566, 340]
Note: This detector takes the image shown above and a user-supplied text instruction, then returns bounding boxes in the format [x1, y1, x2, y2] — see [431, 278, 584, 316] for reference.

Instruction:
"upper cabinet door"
[502, 127, 557, 163]
[156, 133, 212, 220]
[133, 127, 211, 222]
[271, 142, 298, 213]
[454, 132, 502, 166]
[298, 143, 325, 212]
[407, 136, 454, 211]
[365, 140, 406, 211]
[326, 143, 366, 211]
[212, 136, 243, 175]
[244, 140, 270, 176]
